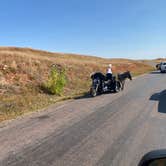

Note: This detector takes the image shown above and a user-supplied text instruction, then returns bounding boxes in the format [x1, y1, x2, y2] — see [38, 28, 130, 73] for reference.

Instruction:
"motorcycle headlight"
[93, 79, 97, 83]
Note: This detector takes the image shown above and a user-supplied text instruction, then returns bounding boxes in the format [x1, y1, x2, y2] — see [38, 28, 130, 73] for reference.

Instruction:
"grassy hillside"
[0, 47, 154, 121]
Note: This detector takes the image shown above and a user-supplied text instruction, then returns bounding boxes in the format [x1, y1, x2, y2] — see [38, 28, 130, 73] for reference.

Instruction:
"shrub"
[43, 65, 66, 95]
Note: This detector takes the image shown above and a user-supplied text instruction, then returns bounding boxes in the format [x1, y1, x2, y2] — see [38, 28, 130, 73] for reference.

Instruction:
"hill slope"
[0, 47, 154, 121]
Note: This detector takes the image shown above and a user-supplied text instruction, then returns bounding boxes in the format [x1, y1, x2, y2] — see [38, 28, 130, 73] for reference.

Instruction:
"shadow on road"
[74, 92, 92, 100]
[150, 71, 163, 74]
[74, 91, 114, 100]
[150, 90, 166, 113]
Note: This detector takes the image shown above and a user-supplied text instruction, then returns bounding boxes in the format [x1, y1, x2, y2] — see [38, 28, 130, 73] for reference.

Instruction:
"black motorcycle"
[90, 72, 121, 97]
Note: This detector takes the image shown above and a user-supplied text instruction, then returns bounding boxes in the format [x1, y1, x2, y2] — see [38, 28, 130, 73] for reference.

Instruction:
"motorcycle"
[90, 72, 121, 97]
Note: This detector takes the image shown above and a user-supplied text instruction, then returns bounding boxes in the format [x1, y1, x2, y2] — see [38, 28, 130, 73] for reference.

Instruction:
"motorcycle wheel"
[114, 81, 121, 93]
[90, 87, 97, 97]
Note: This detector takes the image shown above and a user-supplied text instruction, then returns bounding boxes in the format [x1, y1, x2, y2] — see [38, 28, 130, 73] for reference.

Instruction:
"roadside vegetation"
[0, 47, 154, 122]
[41, 65, 66, 95]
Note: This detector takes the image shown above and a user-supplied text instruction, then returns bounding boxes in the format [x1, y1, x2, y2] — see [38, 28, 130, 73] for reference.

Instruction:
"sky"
[0, 0, 166, 59]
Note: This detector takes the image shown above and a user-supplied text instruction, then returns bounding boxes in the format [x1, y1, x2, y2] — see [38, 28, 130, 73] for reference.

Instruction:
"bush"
[43, 65, 66, 95]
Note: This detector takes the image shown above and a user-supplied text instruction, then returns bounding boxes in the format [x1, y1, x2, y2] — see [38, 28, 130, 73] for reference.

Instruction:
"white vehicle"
[160, 62, 166, 73]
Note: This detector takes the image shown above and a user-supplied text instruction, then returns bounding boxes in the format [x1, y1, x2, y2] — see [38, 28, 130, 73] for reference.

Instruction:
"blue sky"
[0, 0, 166, 59]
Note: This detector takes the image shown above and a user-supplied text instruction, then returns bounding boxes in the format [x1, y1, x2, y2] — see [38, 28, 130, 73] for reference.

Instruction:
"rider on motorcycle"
[106, 64, 113, 80]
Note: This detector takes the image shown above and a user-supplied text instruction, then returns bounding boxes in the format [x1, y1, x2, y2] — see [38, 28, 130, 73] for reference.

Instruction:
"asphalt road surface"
[0, 71, 166, 166]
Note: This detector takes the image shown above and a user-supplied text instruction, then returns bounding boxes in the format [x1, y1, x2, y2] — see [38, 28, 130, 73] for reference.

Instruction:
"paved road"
[0, 71, 166, 166]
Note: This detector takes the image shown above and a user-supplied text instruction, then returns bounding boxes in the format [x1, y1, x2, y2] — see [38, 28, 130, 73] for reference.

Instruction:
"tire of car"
[160, 70, 165, 73]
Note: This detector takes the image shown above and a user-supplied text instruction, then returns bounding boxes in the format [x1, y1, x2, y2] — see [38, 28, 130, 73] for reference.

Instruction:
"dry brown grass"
[0, 47, 154, 122]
